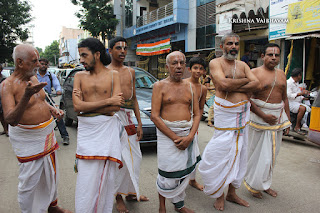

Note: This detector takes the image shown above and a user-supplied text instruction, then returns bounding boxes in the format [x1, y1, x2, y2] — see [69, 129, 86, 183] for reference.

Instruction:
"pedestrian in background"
[205, 74, 215, 127]
[37, 58, 70, 145]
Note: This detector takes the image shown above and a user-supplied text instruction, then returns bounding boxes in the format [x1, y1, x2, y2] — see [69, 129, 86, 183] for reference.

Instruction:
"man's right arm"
[210, 59, 249, 92]
[72, 72, 123, 113]
[150, 82, 179, 141]
[1, 79, 47, 126]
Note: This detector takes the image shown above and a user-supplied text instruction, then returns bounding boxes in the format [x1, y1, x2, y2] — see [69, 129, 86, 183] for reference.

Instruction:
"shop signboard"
[286, 0, 320, 34]
[218, 12, 232, 35]
[269, 0, 302, 40]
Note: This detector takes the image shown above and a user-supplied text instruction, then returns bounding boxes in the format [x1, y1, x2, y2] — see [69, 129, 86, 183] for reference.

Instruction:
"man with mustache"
[151, 51, 201, 213]
[198, 33, 260, 211]
[73, 38, 124, 212]
[1, 44, 70, 213]
[107, 36, 149, 213]
[244, 43, 291, 199]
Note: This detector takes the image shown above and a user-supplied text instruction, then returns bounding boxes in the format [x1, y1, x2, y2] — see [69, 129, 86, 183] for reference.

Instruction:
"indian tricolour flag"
[136, 38, 171, 56]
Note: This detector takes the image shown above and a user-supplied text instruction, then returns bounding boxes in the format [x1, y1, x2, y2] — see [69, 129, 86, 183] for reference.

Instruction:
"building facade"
[58, 26, 84, 67]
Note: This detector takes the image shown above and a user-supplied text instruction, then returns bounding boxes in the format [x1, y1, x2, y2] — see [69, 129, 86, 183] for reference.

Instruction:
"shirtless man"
[184, 57, 208, 191]
[107, 36, 149, 213]
[244, 43, 291, 199]
[72, 38, 124, 212]
[198, 33, 260, 211]
[151, 51, 201, 213]
[1, 44, 70, 213]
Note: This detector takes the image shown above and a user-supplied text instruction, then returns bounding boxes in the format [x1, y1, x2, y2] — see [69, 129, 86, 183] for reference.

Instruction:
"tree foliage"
[40, 40, 60, 66]
[71, 0, 119, 45]
[0, 0, 32, 63]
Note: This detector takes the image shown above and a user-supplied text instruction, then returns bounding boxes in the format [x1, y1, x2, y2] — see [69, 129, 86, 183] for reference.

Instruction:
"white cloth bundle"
[156, 119, 201, 202]
[244, 99, 291, 193]
[9, 117, 58, 163]
[114, 109, 142, 199]
[199, 96, 251, 198]
[76, 115, 123, 166]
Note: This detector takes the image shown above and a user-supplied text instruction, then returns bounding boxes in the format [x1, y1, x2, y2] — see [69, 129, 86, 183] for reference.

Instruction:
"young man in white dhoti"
[1, 44, 70, 213]
[244, 43, 291, 199]
[107, 37, 149, 213]
[73, 38, 125, 213]
[198, 33, 260, 211]
[151, 51, 201, 213]
[184, 57, 208, 191]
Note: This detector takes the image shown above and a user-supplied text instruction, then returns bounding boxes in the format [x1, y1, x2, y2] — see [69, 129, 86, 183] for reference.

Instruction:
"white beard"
[223, 52, 238, 61]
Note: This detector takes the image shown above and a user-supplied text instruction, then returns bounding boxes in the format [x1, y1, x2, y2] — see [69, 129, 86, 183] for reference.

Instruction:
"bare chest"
[81, 76, 112, 97]
[162, 86, 192, 105]
[222, 63, 246, 79]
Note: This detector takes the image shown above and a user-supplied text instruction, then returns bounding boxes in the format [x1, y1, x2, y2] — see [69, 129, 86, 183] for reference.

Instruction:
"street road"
[0, 121, 319, 213]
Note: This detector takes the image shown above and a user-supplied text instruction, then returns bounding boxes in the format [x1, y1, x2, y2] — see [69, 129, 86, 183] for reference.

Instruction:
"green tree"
[36, 47, 43, 55]
[40, 40, 60, 66]
[0, 0, 32, 63]
[71, 0, 119, 45]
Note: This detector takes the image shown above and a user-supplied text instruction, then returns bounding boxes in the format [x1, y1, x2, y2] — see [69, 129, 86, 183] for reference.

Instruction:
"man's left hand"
[136, 124, 143, 141]
[51, 108, 64, 121]
[174, 136, 193, 150]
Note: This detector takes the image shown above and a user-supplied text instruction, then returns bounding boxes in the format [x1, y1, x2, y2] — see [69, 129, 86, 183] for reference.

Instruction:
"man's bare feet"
[48, 206, 72, 213]
[214, 194, 225, 211]
[174, 206, 195, 213]
[125, 194, 149, 202]
[116, 195, 129, 213]
[189, 179, 204, 191]
[226, 193, 249, 207]
[250, 191, 263, 199]
[264, 188, 277, 197]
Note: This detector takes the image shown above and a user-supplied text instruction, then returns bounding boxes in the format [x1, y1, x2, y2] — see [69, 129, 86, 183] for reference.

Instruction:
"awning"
[285, 33, 320, 40]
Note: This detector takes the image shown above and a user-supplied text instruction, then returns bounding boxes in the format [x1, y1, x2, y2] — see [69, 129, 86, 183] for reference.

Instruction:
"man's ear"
[261, 53, 265, 59]
[188, 67, 191, 72]
[95, 51, 101, 61]
[17, 58, 23, 68]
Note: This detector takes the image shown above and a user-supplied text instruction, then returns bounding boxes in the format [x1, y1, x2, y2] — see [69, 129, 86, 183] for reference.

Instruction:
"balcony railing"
[136, 2, 173, 28]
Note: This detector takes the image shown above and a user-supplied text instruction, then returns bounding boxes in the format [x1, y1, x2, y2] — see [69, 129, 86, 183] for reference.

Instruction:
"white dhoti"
[114, 108, 142, 199]
[198, 97, 251, 198]
[244, 99, 291, 193]
[75, 115, 124, 213]
[9, 117, 59, 213]
[156, 119, 201, 209]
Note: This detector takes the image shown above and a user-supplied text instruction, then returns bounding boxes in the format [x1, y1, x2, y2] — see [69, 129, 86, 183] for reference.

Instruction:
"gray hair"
[12, 44, 35, 64]
[220, 32, 240, 46]
[166, 51, 186, 65]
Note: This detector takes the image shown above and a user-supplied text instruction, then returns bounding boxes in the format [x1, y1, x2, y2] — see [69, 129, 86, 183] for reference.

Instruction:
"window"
[196, 24, 216, 49]
[125, 0, 133, 28]
[197, 0, 215, 7]
[196, 0, 216, 49]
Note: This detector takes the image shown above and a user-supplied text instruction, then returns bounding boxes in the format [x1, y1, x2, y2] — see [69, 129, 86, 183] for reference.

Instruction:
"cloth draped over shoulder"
[9, 117, 59, 163]
[114, 108, 142, 199]
[244, 98, 291, 193]
[199, 96, 251, 198]
[156, 119, 201, 204]
[76, 115, 124, 168]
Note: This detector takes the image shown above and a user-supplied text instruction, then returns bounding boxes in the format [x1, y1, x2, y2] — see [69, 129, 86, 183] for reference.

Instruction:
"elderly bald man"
[1, 44, 71, 213]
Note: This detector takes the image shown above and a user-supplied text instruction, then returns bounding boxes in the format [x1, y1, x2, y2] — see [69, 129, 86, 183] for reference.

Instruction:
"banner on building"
[136, 38, 171, 56]
[269, 0, 302, 40]
[286, 0, 320, 34]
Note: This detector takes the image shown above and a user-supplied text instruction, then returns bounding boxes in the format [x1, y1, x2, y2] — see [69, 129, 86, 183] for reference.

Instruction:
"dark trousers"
[56, 119, 69, 138]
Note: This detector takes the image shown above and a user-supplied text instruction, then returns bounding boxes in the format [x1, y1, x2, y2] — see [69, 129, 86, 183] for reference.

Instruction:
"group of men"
[0, 32, 294, 213]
